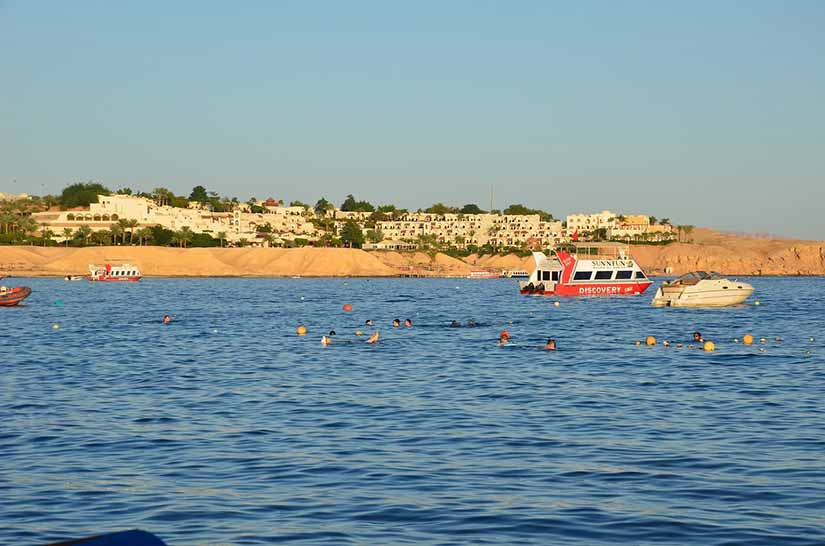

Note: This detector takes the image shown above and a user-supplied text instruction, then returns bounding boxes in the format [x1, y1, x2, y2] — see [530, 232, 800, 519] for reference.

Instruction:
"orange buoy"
[646, 336, 656, 346]
[743, 334, 754, 345]
[297, 324, 307, 336]
[342, 303, 353, 312]
[703, 341, 715, 352]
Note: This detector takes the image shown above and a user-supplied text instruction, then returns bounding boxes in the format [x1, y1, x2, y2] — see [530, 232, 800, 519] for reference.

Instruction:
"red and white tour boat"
[89, 263, 142, 282]
[519, 243, 652, 296]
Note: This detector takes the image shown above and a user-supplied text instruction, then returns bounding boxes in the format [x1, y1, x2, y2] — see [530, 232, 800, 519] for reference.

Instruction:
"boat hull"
[0, 286, 32, 306]
[521, 281, 652, 296]
[651, 286, 753, 307]
[89, 276, 142, 282]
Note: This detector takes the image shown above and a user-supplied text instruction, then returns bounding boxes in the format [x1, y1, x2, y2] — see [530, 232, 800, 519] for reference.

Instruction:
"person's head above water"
[693, 331, 702, 342]
[545, 338, 556, 350]
[365, 319, 374, 326]
[450, 320, 461, 327]
[328, 330, 336, 336]
[404, 319, 412, 327]
[392, 319, 401, 327]
[162, 315, 171, 324]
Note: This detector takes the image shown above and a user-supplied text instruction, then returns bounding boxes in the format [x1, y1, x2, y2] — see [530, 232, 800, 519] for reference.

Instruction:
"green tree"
[314, 197, 333, 216]
[62, 227, 73, 246]
[366, 228, 384, 244]
[136, 227, 153, 246]
[340, 194, 375, 212]
[289, 200, 310, 209]
[91, 230, 111, 246]
[173, 226, 194, 248]
[424, 203, 458, 215]
[126, 219, 139, 244]
[150, 225, 175, 246]
[74, 225, 92, 246]
[460, 203, 485, 215]
[649, 216, 658, 225]
[416, 233, 439, 250]
[41, 226, 54, 247]
[660, 217, 671, 225]
[216, 231, 227, 248]
[60, 182, 111, 208]
[117, 218, 130, 244]
[152, 187, 175, 207]
[189, 185, 209, 202]
[340, 219, 365, 248]
[503, 204, 553, 221]
[110, 223, 123, 245]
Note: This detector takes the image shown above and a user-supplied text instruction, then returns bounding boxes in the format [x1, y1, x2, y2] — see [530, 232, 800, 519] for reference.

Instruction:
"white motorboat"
[651, 271, 754, 307]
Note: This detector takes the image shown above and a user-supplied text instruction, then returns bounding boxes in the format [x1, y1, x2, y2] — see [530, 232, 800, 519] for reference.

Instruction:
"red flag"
[572, 229, 579, 242]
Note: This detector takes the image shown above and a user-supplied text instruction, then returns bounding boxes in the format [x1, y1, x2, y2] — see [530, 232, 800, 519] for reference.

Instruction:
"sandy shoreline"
[2, 229, 824, 278]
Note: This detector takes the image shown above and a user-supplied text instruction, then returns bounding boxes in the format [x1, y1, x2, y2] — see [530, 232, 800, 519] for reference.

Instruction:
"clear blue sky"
[2, 1, 823, 237]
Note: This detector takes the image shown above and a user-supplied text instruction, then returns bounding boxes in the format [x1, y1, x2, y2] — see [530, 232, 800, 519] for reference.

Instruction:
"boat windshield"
[675, 271, 725, 283]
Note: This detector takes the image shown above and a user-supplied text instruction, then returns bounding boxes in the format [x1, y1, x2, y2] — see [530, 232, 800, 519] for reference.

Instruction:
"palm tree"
[126, 219, 139, 244]
[175, 226, 193, 248]
[136, 227, 153, 246]
[41, 227, 54, 247]
[75, 225, 92, 246]
[110, 223, 123, 245]
[117, 218, 130, 244]
[682, 225, 694, 243]
[62, 227, 73, 246]
[216, 231, 227, 248]
[92, 230, 111, 246]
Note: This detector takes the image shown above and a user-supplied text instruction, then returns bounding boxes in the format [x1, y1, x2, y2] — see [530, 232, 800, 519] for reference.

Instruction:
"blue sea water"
[1, 276, 824, 545]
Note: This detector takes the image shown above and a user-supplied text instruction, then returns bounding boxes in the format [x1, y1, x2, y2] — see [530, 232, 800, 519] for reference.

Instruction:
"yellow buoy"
[296, 324, 307, 336]
[703, 341, 715, 352]
[754, 300, 760, 306]
[634, 341, 641, 346]
[355, 330, 363, 336]
[760, 337, 767, 344]
[646, 336, 656, 346]
[52, 323, 60, 330]
[743, 334, 754, 345]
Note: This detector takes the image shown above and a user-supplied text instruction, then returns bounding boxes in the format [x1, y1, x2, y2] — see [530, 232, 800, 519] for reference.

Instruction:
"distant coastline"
[2, 229, 825, 278]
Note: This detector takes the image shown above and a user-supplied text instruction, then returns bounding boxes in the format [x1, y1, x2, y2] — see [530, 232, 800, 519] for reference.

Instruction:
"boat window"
[542, 271, 551, 281]
[552, 271, 559, 281]
[594, 271, 613, 280]
[573, 271, 592, 281]
[635, 271, 647, 279]
[615, 270, 633, 280]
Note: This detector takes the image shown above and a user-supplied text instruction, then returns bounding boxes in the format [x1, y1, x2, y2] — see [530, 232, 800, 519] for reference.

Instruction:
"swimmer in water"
[367, 331, 380, 344]
[321, 335, 332, 346]
[545, 338, 556, 350]
[450, 320, 461, 328]
[404, 319, 412, 327]
[392, 319, 401, 327]
[693, 331, 703, 342]
[162, 315, 171, 324]
[497, 331, 510, 346]
[328, 330, 336, 336]
[467, 319, 477, 328]
[365, 319, 374, 327]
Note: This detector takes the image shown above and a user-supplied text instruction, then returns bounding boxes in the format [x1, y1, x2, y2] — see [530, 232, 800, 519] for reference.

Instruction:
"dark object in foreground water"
[0, 286, 32, 306]
[44, 529, 168, 546]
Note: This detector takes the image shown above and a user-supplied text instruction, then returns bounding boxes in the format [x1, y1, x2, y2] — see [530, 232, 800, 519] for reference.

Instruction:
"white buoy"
[554, 301, 560, 307]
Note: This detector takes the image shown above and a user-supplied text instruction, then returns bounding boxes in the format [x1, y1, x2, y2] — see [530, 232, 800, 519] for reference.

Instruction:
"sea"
[1, 276, 824, 545]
